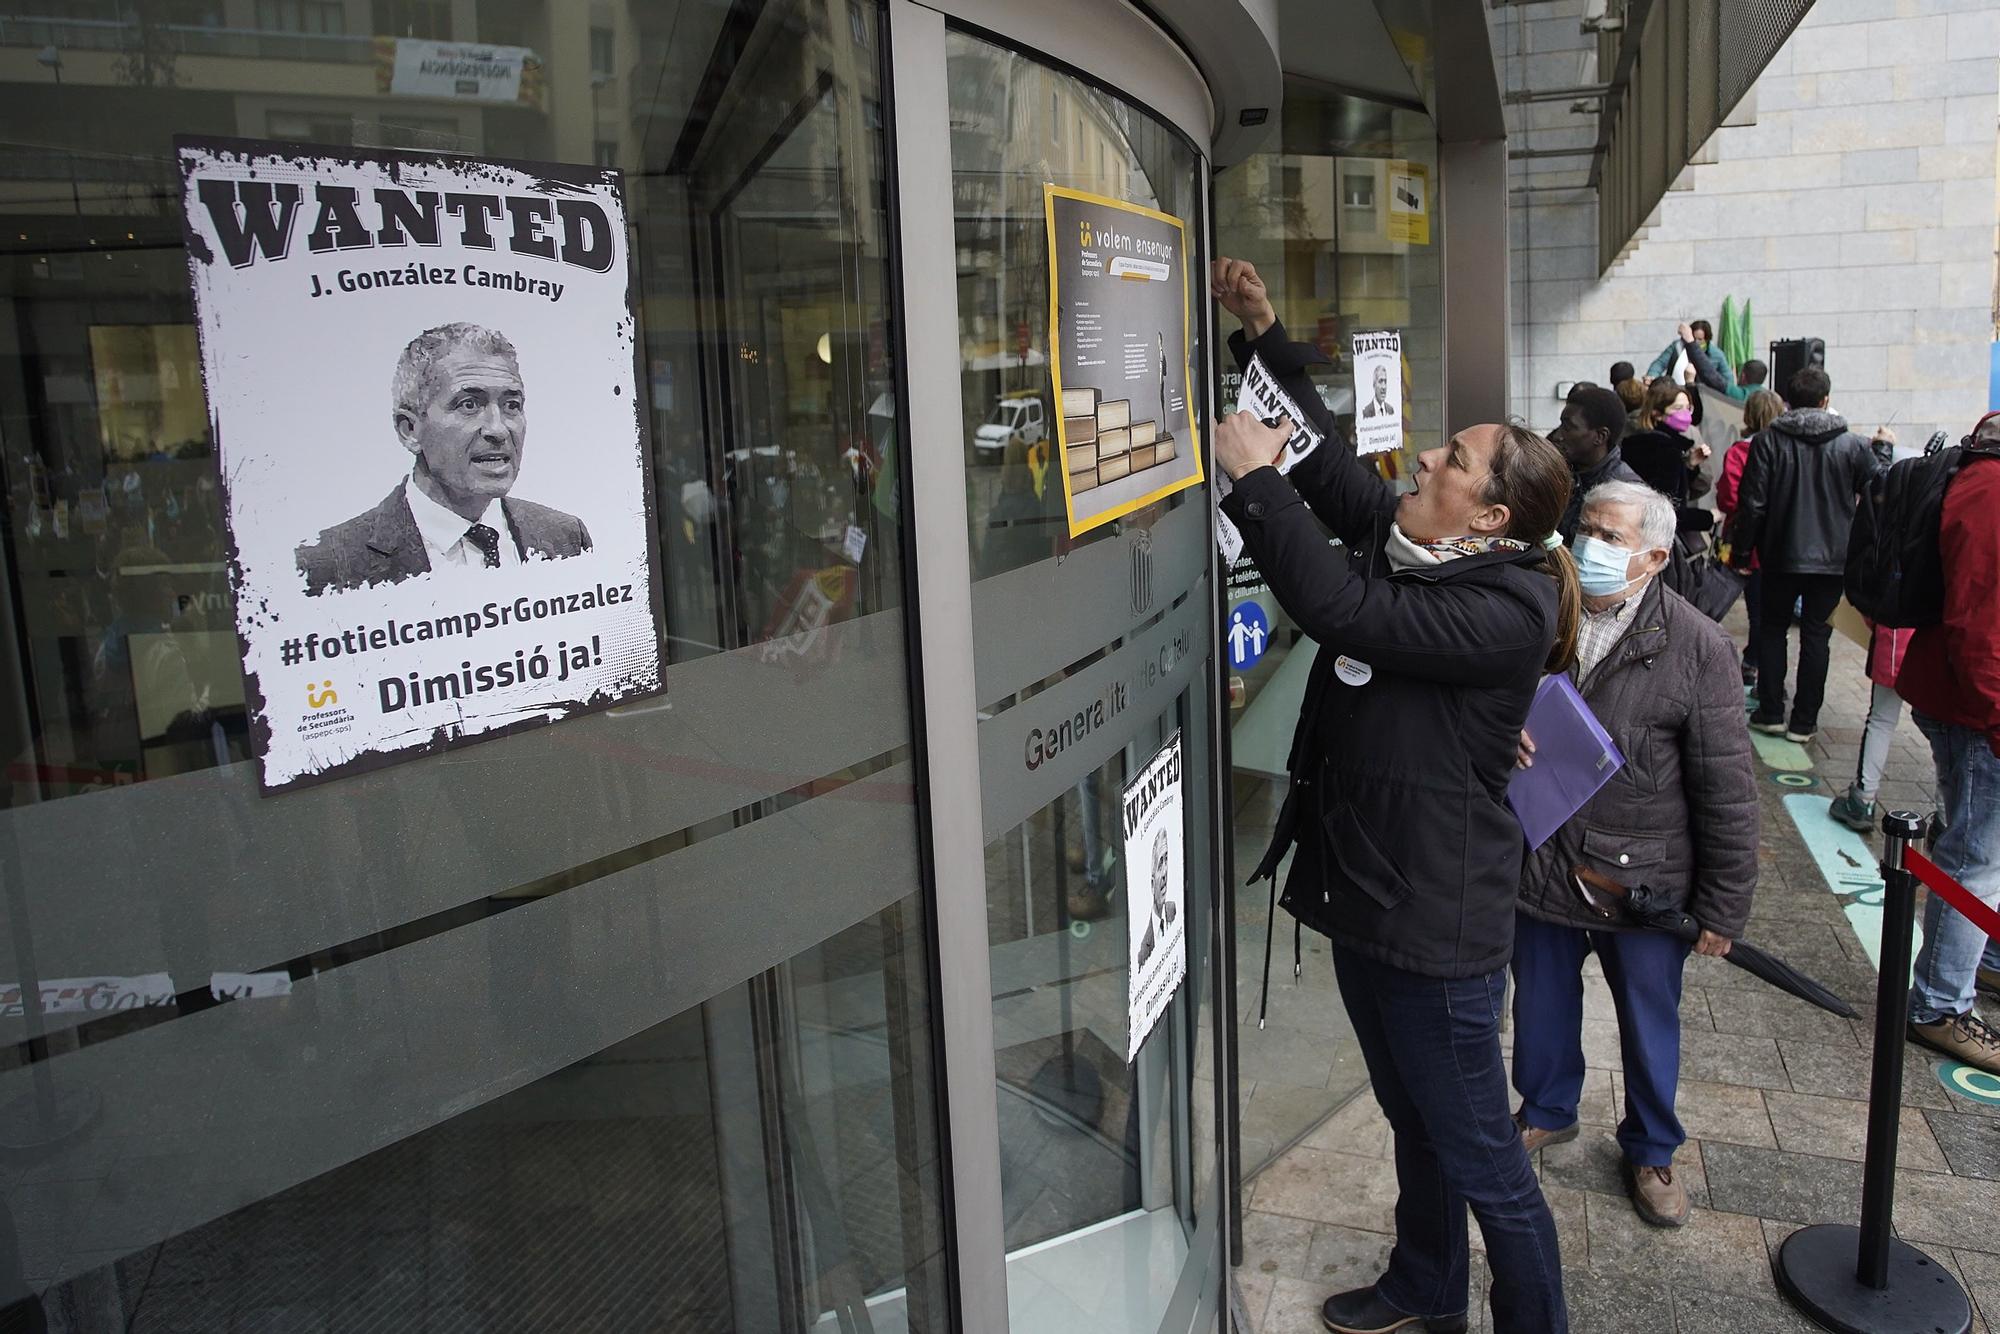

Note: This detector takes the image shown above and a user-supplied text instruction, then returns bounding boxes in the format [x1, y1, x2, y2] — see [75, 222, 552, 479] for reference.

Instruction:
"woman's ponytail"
[1485, 421, 1582, 675]
[1540, 542, 1582, 675]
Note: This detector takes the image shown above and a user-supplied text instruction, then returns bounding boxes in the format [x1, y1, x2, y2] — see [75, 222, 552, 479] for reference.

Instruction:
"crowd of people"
[1208, 256, 2000, 1334]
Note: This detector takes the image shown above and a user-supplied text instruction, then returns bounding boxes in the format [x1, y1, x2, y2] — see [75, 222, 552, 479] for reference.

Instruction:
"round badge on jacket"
[1334, 655, 1373, 687]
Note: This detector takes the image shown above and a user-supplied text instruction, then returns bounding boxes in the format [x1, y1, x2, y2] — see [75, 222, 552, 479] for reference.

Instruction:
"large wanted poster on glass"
[176, 137, 665, 794]
[1045, 185, 1204, 536]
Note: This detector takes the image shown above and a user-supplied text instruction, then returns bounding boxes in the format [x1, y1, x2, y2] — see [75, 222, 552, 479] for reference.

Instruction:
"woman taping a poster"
[1209, 256, 1581, 1334]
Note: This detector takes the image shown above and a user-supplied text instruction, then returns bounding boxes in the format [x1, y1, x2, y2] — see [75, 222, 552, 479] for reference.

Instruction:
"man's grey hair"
[392, 323, 518, 418]
[1582, 480, 1675, 554]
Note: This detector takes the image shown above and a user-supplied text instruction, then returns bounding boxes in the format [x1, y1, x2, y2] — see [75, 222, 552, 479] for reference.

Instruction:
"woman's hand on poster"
[1214, 411, 1293, 482]
[1210, 257, 1275, 339]
[1515, 728, 1536, 770]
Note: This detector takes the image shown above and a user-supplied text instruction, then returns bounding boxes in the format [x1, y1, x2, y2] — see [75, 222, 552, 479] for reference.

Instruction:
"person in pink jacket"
[1829, 620, 1916, 831]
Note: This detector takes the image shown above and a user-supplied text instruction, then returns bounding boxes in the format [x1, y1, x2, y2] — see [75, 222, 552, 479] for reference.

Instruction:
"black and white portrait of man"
[1136, 827, 1178, 968]
[296, 322, 591, 595]
[1361, 362, 1394, 419]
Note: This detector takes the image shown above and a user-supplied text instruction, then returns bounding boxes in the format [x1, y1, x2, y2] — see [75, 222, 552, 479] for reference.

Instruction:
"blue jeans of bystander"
[1907, 714, 2000, 1025]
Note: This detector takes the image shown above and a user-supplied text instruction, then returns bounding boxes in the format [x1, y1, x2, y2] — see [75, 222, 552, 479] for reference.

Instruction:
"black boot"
[1321, 1285, 1469, 1334]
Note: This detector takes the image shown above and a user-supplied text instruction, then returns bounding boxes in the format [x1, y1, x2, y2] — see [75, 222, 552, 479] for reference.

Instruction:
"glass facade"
[946, 29, 1220, 1331]
[0, 0, 948, 1328]
[0, 0, 1235, 1331]
[1214, 82, 1441, 1173]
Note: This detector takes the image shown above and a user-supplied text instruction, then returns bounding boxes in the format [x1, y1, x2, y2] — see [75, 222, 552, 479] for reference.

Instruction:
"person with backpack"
[1717, 389, 1785, 686]
[1728, 367, 1888, 744]
[1890, 411, 2000, 1072]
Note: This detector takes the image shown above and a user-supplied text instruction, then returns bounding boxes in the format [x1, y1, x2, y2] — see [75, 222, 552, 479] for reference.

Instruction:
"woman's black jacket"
[1220, 321, 1556, 980]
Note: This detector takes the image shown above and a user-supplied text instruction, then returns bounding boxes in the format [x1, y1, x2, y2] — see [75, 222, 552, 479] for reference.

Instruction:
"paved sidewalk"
[1233, 616, 2000, 1333]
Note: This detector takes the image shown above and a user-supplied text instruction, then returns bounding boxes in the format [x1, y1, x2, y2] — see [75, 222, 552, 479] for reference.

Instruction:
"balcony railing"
[0, 13, 377, 63]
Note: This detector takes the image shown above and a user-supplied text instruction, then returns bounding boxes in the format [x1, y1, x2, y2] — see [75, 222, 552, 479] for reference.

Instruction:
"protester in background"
[1213, 255, 1576, 1334]
[1550, 386, 1642, 541]
[1731, 358, 1770, 403]
[1622, 379, 1713, 507]
[1513, 482, 1757, 1228]
[1716, 389, 1786, 688]
[1901, 412, 2000, 1073]
[1828, 620, 1915, 832]
[1616, 377, 1647, 434]
[1729, 367, 1886, 744]
[1644, 319, 1735, 397]
[1609, 360, 1635, 388]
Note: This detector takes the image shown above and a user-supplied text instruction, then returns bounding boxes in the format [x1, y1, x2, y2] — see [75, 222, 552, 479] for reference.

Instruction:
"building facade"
[0, 1, 1508, 1330]
[1501, 0, 2000, 439]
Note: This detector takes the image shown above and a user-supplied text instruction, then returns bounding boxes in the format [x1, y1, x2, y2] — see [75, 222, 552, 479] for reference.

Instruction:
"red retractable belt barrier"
[1906, 847, 2000, 944]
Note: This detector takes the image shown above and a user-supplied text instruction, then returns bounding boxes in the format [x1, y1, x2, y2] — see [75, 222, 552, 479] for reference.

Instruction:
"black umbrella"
[1571, 866, 1858, 1019]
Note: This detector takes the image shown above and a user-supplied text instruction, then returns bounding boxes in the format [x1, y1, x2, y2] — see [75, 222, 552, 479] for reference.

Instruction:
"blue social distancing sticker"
[1227, 601, 1270, 671]
[1937, 1060, 2000, 1106]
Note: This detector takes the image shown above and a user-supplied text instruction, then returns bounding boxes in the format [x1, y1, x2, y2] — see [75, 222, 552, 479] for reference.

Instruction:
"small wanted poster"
[1124, 730, 1186, 1062]
[177, 136, 664, 793]
[1352, 330, 1403, 456]
[1214, 355, 1325, 563]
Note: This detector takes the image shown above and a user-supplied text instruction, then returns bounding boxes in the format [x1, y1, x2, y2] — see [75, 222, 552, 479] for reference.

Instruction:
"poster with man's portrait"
[177, 136, 664, 793]
[1123, 730, 1186, 1062]
[1351, 329, 1404, 456]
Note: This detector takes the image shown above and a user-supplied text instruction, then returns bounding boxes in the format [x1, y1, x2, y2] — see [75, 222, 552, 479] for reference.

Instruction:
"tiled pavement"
[1232, 612, 2000, 1333]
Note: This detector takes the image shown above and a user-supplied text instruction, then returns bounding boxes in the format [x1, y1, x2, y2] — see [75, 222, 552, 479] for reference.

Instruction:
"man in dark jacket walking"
[1512, 481, 1758, 1228]
[1213, 255, 1577, 1334]
[1730, 366, 1886, 742]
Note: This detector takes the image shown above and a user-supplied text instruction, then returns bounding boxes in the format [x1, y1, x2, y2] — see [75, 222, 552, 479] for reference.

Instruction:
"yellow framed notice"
[1044, 183, 1204, 536]
[1386, 161, 1431, 246]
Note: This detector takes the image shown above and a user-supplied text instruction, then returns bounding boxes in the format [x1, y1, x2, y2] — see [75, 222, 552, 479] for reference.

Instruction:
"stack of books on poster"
[1063, 388, 1176, 493]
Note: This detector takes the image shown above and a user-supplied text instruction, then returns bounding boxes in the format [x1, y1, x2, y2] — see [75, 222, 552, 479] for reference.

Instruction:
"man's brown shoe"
[1627, 1162, 1690, 1227]
[1910, 1010, 2000, 1074]
[1513, 1112, 1579, 1154]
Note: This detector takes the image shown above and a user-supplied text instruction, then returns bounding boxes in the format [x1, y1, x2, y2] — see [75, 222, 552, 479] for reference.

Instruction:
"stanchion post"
[1773, 810, 1971, 1334]
[1857, 811, 1924, 1288]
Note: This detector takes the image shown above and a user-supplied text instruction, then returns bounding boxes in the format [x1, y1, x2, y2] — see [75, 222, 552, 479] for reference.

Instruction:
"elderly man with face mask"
[1510, 481, 1758, 1228]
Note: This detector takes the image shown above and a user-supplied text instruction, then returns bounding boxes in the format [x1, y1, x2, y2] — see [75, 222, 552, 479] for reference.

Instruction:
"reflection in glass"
[948, 32, 1204, 581]
[1214, 81, 1439, 1172]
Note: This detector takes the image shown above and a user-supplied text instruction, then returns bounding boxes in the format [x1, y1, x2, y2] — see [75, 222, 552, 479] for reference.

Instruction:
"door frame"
[884, 0, 1229, 1326]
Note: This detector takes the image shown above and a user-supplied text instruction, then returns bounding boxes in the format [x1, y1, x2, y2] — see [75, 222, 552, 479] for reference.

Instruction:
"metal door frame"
[884, 1, 1230, 1326]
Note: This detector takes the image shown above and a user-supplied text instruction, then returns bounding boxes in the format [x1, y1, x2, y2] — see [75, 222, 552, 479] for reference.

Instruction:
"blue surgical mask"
[1572, 534, 1637, 597]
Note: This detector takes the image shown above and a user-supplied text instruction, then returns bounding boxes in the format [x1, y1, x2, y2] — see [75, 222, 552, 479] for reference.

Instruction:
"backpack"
[1845, 443, 2000, 627]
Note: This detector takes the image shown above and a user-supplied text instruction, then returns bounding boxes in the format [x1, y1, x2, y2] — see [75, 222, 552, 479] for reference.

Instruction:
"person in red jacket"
[1901, 411, 2000, 1073]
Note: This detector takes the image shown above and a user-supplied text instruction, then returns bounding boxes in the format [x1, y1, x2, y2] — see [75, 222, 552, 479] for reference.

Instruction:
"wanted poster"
[1045, 185, 1204, 536]
[176, 137, 664, 793]
[1214, 355, 1325, 563]
[1124, 731, 1186, 1062]
[1352, 330, 1403, 456]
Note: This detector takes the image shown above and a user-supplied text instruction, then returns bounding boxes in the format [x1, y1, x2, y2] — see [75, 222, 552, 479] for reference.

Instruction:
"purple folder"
[1507, 674, 1625, 851]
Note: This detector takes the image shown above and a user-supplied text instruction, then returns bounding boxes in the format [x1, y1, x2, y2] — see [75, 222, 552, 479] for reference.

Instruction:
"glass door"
[943, 25, 1223, 1334]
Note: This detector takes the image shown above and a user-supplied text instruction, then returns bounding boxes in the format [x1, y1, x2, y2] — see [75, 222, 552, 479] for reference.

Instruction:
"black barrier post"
[1776, 810, 1972, 1334]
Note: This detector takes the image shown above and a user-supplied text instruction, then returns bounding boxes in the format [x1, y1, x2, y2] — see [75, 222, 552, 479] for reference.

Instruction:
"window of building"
[253, 0, 346, 33]
[371, 0, 450, 39]
[589, 24, 615, 81]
